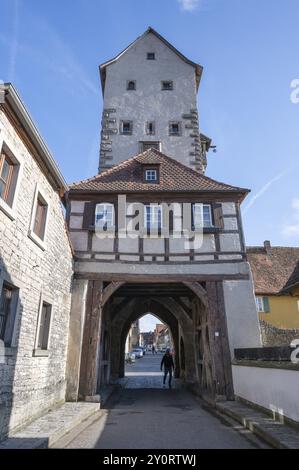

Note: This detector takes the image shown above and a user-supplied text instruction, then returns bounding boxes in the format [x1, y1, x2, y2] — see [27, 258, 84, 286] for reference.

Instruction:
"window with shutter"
[0, 151, 18, 207]
[212, 203, 224, 229]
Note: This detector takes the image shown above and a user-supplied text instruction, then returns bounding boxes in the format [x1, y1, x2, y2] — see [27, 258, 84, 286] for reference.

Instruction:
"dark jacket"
[161, 353, 174, 370]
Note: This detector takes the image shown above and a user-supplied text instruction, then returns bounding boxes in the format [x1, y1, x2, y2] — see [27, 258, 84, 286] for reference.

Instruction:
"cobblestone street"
[55, 354, 266, 449]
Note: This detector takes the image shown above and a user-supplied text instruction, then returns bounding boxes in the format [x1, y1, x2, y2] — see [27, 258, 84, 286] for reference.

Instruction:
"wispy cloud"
[0, 10, 98, 97]
[9, 0, 20, 81]
[282, 198, 299, 237]
[177, 0, 202, 12]
[243, 170, 289, 214]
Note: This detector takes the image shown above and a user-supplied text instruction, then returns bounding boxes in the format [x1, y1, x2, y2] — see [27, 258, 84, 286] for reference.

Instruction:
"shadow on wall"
[0, 255, 22, 441]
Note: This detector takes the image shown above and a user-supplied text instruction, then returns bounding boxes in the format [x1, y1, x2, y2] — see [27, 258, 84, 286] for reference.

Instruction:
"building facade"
[99, 27, 212, 173]
[247, 241, 299, 329]
[0, 84, 73, 439]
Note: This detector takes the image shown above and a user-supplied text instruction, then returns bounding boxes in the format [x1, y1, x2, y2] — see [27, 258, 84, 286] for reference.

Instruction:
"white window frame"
[145, 169, 157, 182]
[28, 184, 49, 251]
[146, 121, 155, 135]
[33, 294, 53, 356]
[255, 296, 265, 312]
[144, 204, 162, 232]
[95, 203, 115, 229]
[193, 203, 213, 229]
[0, 139, 23, 221]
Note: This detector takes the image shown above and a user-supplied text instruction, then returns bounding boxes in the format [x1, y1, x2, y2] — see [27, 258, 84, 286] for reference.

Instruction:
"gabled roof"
[247, 244, 299, 295]
[281, 261, 299, 293]
[69, 148, 249, 197]
[99, 27, 203, 95]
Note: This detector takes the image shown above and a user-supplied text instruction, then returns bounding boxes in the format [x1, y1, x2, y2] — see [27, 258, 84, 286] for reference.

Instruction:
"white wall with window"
[95, 203, 115, 230]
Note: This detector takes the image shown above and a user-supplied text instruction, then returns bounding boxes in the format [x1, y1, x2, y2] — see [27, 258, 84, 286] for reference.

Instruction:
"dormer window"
[121, 121, 133, 135]
[127, 80, 136, 91]
[161, 81, 173, 91]
[147, 52, 155, 60]
[145, 168, 158, 182]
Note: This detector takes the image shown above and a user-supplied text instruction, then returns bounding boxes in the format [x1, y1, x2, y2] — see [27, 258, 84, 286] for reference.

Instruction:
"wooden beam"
[183, 281, 208, 307]
[74, 273, 249, 282]
[102, 281, 125, 306]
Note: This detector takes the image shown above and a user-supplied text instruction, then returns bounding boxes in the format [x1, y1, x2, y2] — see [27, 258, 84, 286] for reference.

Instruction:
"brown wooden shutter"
[82, 202, 95, 229]
[213, 203, 224, 229]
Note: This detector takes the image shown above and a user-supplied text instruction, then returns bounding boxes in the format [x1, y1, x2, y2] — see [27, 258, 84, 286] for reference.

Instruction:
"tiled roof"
[247, 245, 299, 295]
[69, 148, 249, 195]
[281, 261, 299, 293]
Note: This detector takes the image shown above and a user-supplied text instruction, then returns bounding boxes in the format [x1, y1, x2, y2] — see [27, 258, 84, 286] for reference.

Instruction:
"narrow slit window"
[127, 80, 136, 91]
[33, 195, 48, 240]
[37, 302, 52, 350]
[0, 151, 18, 207]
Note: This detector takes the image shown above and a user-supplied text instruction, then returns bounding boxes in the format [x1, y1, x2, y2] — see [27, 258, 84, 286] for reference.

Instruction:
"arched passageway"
[76, 280, 234, 402]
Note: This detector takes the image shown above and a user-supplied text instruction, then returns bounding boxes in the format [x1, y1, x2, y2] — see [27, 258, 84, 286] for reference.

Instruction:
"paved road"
[56, 354, 265, 449]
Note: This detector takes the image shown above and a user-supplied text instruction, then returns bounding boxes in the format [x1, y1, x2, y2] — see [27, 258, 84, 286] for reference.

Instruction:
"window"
[192, 204, 213, 229]
[127, 80, 136, 91]
[145, 169, 158, 182]
[121, 121, 133, 135]
[95, 203, 114, 230]
[147, 52, 155, 60]
[140, 141, 161, 152]
[0, 282, 18, 347]
[161, 81, 173, 91]
[146, 121, 155, 135]
[33, 194, 48, 241]
[169, 121, 181, 136]
[255, 296, 270, 313]
[0, 151, 18, 207]
[37, 301, 52, 350]
[144, 204, 162, 232]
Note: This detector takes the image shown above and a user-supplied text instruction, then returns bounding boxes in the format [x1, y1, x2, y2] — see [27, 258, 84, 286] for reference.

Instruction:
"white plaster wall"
[222, 202, 236, 215]
[102, 32, 198, 168]
[223, 276, 262, 356]
[70, 231, 88, 251]
[232, 365, 299, 423]
[220, 233, 241, 252]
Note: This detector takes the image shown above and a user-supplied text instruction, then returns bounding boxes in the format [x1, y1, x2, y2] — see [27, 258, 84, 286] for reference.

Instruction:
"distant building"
[247, 241, 299, 329]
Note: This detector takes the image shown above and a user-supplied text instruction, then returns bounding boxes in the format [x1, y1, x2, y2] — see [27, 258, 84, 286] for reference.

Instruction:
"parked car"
[132, 348, 143, 358]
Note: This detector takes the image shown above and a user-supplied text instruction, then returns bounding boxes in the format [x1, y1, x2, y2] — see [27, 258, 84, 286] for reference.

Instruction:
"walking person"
[160, 348, 174, 389]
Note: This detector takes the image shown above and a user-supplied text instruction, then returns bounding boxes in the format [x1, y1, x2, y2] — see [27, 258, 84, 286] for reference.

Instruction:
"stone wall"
[260, 320, 299, 347]
[0, 109, 73, 439]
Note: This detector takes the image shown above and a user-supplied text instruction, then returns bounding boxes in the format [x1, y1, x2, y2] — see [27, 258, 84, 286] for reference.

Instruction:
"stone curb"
[215, 401, 299, 449]
[0, 386, 117, 450]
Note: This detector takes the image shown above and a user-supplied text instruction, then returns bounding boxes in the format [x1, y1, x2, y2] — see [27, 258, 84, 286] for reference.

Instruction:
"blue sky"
[1, 0, 299, 255]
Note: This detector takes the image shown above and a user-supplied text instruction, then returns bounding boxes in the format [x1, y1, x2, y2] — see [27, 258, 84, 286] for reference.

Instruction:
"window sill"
[28, 229, 46, 251]
[32, 349, 49, 357]
[0, 198, 15, 221]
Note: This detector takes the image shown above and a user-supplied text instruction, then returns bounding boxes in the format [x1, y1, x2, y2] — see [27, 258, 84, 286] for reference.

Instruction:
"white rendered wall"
[232, 365, 299, 423]
[101, 32, 200, 169]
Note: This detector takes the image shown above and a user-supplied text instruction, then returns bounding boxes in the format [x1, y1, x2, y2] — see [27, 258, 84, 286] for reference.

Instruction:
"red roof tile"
[69, 148, 249, 195]
[247, 246, 299, 295]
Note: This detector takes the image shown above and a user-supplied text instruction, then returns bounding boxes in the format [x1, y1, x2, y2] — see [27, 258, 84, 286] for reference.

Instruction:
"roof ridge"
[70, 148, 248, 193]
